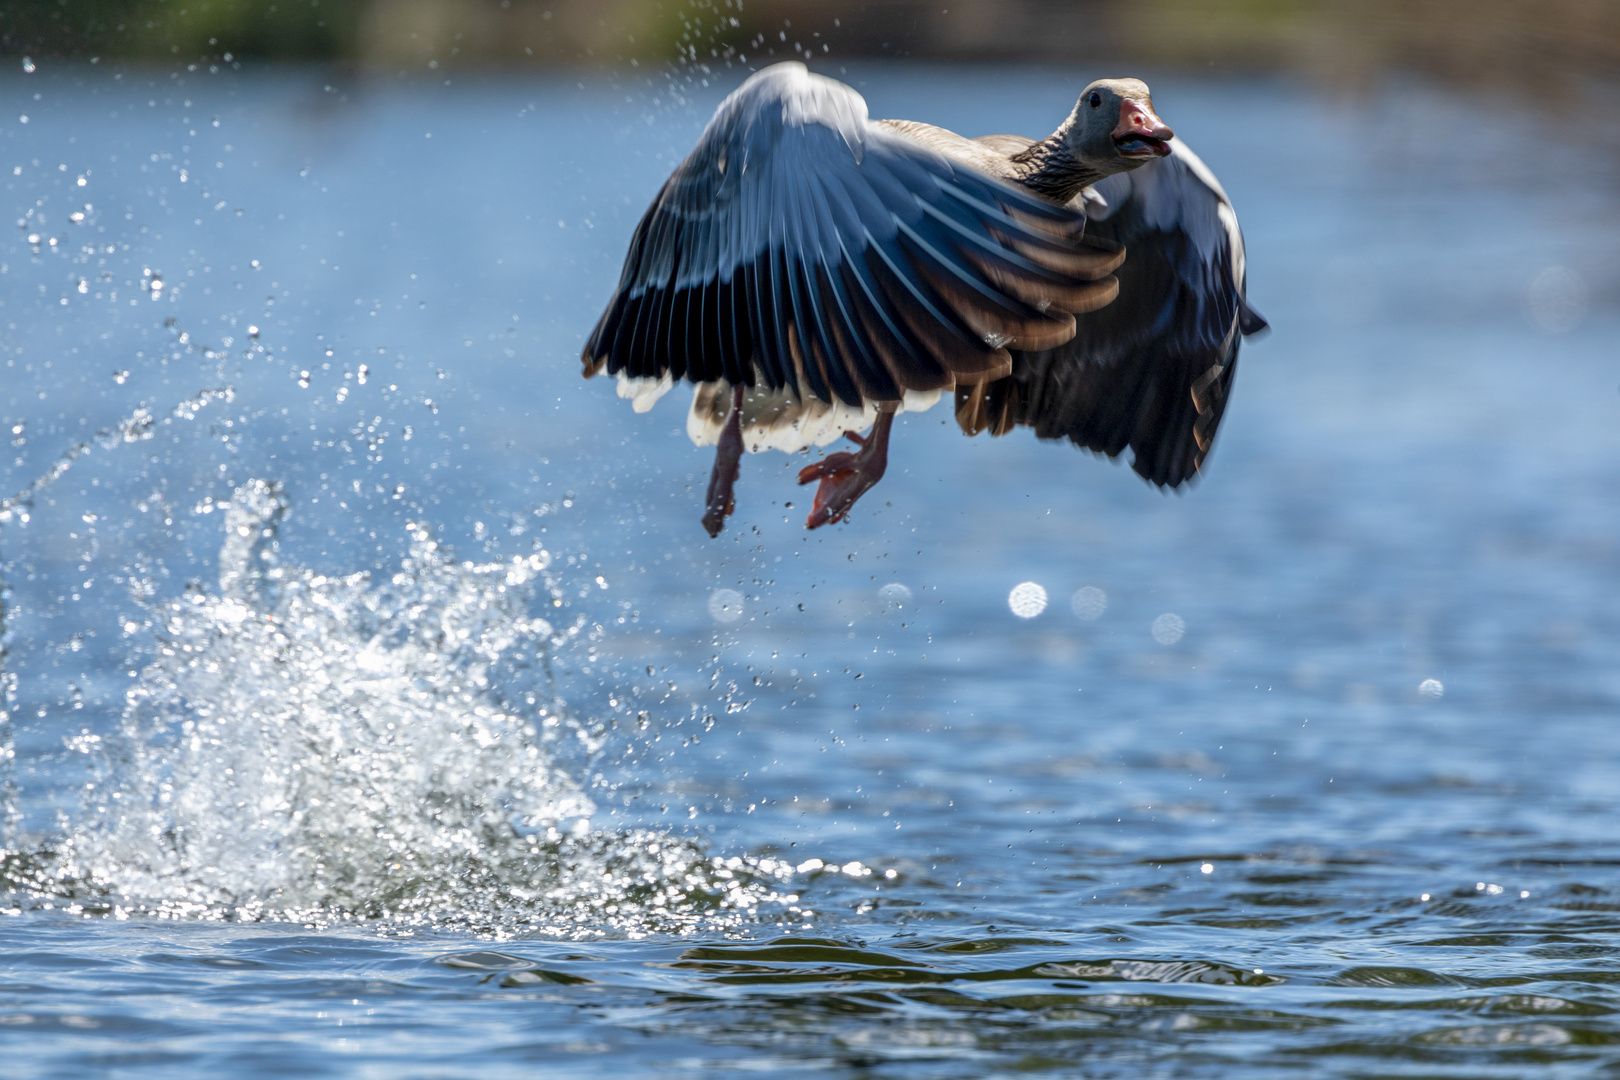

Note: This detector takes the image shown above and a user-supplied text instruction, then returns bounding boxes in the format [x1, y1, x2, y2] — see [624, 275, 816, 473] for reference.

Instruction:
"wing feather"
[973, 140, 1265, 488]
[583, 62, 1110, 405]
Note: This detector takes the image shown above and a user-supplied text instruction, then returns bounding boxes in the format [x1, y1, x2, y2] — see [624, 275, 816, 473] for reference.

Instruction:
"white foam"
[31, 480, 797, 932]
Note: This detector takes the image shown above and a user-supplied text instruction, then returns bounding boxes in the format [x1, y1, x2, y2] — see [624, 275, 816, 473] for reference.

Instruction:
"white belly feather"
[684, 380, 941, 454]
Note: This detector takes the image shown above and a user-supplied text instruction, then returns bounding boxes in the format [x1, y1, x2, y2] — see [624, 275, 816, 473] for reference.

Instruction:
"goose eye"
[1088, 92, 1102, 108]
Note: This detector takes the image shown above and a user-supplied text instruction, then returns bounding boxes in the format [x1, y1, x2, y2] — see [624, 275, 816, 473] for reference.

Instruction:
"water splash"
[0, 387, 234, 529]
[5, 481, 799, 933]
[0, 371, 234, 844]
[0, 574, 15, 845]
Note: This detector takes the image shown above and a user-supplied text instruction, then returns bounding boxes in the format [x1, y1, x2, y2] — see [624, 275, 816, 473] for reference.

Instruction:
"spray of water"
[0, 562, 13, 846]
[0, 310, 806, 934]
[1, 480, 801, 933]
[0, 374, 234, 846]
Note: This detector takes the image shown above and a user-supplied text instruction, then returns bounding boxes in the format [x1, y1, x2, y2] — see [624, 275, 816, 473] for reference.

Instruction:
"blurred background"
[3, 0, 1618, 90]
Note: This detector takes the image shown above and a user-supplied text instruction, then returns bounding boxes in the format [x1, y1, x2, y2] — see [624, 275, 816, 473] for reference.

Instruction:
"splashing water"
[0, 375, 234, 845]
[4, 481, 799, 933]
[0, 387, 234, 529]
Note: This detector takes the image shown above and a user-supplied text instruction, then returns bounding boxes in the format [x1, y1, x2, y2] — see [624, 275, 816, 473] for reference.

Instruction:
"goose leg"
[798, 405, 896, 529]
[701, 384, 747, 538]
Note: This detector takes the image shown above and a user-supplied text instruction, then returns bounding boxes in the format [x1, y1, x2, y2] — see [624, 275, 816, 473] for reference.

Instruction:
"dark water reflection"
[1, 61, 1618, 1076]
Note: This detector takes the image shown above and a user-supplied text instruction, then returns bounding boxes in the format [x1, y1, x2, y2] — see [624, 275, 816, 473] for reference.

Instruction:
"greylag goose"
[582, 62, 1264, 535]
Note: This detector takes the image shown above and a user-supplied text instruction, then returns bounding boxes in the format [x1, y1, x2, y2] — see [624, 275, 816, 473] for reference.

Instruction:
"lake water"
[2, 59, 1619, 1077]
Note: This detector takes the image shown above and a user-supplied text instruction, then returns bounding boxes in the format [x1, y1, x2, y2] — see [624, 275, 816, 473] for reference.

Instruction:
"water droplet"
[1200, 863, 1214, 874]
[1418, 678, 1444, 699]
[1071, 585, 1107, 620]
[707, 588, 744, 623]
[1008, 581, 1047, 618]
[1151, 613, 1185, 645]
[21, 57, 35, 74]
[112, 370, 129, 385]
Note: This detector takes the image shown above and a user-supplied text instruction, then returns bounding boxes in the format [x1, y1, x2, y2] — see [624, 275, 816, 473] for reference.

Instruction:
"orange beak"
[1112, 99, 1174, 157]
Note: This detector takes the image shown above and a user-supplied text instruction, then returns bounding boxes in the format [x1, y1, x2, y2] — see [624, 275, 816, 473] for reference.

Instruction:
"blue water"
[2, 59, 1619, 1077]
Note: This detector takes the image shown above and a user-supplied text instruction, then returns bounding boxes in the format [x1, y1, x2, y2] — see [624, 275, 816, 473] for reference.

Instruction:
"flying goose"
[582, 61, 1265, 535]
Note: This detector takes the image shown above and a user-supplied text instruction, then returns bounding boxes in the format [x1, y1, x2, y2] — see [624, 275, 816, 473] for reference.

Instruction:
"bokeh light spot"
[1151, 613, 1185, 645]
[707, 588, 744, 623]
[1008, 582, 1048, 619]
[1071, 585, 1107, 620]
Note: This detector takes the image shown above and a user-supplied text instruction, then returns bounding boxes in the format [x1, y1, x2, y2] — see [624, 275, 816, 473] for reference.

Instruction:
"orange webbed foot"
[796, 418, 893, 530]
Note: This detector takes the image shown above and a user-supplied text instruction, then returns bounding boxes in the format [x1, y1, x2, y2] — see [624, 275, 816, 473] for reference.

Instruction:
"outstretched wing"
[956, 140, 1267, 487]
[583, 62, 1124, 409]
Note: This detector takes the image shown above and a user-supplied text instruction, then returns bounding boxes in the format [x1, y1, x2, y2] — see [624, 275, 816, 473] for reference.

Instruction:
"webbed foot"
[797, 409, 895, 529]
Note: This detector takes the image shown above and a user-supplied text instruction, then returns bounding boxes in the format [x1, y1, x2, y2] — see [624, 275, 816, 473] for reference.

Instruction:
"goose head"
[1066, 78, 1174, 172]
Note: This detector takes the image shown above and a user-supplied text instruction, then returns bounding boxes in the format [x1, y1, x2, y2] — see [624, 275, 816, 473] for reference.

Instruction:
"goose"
[582, 62, 1265, 535]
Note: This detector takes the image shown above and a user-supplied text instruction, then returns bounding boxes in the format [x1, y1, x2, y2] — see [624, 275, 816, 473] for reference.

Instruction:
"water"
[2, 59, 1619, 1076]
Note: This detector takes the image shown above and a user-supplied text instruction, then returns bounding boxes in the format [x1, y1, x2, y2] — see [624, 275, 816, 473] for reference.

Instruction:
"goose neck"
[1011, 133, 1104, 205]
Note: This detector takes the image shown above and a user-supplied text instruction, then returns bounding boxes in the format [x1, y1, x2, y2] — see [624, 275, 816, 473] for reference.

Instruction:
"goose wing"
[957, 140, 1267, 487]
[583, 62, 1123, 409]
